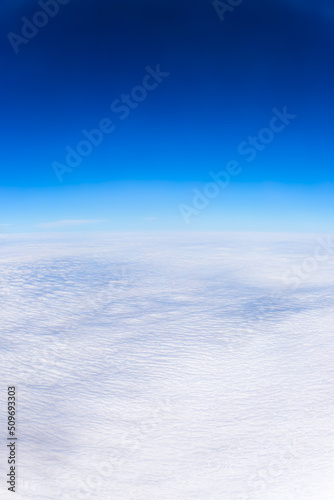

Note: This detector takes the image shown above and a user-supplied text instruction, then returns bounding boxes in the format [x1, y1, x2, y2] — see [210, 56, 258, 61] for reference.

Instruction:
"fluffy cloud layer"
[1, 232, 333, 499]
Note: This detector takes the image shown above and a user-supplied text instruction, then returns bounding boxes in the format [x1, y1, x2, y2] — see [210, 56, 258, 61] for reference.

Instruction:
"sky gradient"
[0, 0, 333, 233]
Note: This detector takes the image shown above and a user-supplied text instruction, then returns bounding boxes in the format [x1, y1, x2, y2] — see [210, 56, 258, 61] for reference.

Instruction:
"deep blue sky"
[0, 0, 333, 232]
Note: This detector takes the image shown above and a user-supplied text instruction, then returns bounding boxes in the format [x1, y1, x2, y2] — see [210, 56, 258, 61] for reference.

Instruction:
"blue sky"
[0, 0, 333, 233]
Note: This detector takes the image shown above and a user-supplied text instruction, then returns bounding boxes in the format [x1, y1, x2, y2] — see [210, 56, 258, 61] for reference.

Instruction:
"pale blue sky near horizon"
[1, 180, 334, 234]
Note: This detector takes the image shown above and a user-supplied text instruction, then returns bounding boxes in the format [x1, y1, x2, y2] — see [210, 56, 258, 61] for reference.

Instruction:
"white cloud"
[1, 232, 334, 499]
[37, 219, 104, 229]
